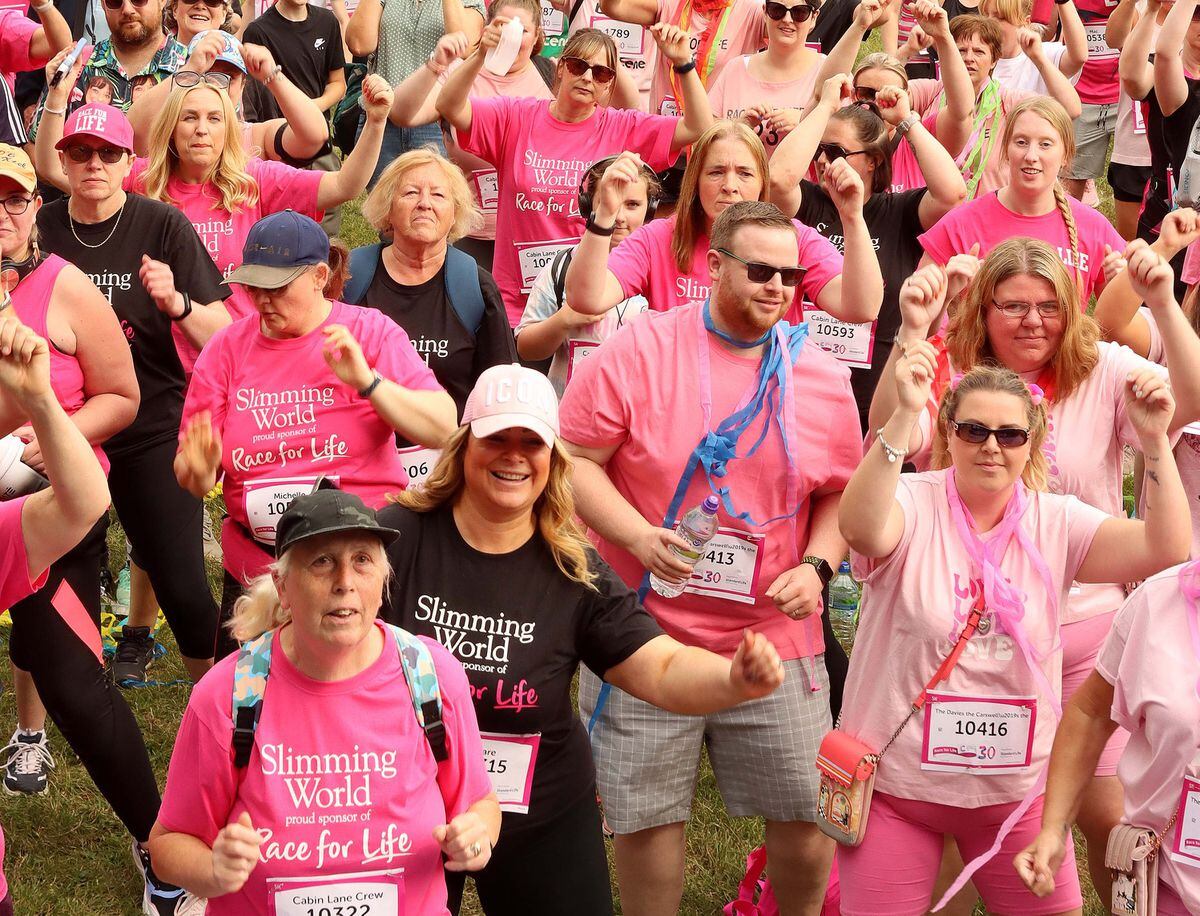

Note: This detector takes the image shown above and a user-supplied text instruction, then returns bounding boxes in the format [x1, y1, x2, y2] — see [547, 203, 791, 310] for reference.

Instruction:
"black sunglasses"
[102, 0, 150, 9]
[560, 56, 616, 84]
[950, 420, 1030, 448]
[181, 0, 226, 6]
[172, 70, 233, 89]
[816, 141, 871, 162]
[717, 248, 806, 287]
[764, 0, 818, 21]
[63, 144, 126, 164]
[852, 85, 877, 102]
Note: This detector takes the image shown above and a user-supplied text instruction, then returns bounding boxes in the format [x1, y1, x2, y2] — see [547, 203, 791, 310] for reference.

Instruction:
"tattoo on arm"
[1147, 469, 1161, 485]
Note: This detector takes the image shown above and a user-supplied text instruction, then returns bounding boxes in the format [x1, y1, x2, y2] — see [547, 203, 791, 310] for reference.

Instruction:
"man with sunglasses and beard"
[561, 200, 862, 916]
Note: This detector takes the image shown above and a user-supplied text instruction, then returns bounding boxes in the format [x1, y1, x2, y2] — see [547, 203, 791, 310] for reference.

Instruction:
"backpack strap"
[550, 247, 573, 311]
[386, 624, 448, 762]
[444, 246, 486, 335]
[533, 54, 557, 91]
[231, 631, 275, 769]
[344, 243, 385, 305]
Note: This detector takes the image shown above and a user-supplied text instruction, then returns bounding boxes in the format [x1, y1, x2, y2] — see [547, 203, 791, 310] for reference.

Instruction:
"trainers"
[111, 625, 155, 686]
[2, 729, 54, 796]
[132, 841, 207, 916]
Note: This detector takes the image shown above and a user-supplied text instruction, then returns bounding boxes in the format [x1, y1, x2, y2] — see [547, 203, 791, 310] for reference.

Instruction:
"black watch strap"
[585, 215, 616, 237]
[802, 555, 835, 587]
[170, 292, 192, 322]
[672, 59, 697, 75]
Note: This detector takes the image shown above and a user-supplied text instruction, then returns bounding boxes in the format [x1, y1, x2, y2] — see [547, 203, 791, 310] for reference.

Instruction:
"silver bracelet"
[876, 428, 906, 464]
[263, 64, 283, 85]
[42, 102, 66, 116]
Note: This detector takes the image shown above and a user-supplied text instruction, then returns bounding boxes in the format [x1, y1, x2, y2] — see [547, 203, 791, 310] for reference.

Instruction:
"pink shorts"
[1061, 610, 1129, 777]
[838, 792, 1082, 915]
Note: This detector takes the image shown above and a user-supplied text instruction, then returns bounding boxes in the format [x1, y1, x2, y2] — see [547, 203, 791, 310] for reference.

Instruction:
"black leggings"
[446, 790, 612, 916]
[215, 570, 246, 662]
[8, 518, 160, 842]
[108, 437, 218, 660]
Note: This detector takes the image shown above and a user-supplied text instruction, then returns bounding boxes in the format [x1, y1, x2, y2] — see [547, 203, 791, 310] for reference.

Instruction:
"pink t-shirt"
[845, 470, 1108, 806]
[181, 302, 443, 584]
[457, 95, 678, 324]
[1074, 0, 1120, 105]
[886, 111, 938, 193]
[0, 10, 41, 90]
[706, 54, 825, 159]
[650, 0, 765, 115]
[443, 63, 553, 242]
[559, 302, 863, 661]
[157, 622, 494, 916]
[1096, 566, 1200, 912]
[919, 191, 1124, 304]
[607, 215, 842, 314]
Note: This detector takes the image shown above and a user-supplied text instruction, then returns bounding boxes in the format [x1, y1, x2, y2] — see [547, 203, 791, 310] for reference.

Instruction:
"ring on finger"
[470, 842, 483, 858]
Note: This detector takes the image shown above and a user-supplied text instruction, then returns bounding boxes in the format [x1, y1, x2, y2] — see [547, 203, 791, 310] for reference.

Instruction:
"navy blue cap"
[226, 210, 330, 289]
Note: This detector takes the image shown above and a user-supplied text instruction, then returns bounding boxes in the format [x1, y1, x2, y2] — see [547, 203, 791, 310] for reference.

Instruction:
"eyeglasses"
[717, 248, 806, 286]
[0, 197, 32, 216]
[950, 420, 1030, 448]
[559, 56, 617, 84]
[816, 142, 871, 162]
[63, 144, 126, 164]
[764, 1, 819, 21]
[172, 70, 232, 89]
[102, 0, 150, 10]
[992, 299, 1061, 319]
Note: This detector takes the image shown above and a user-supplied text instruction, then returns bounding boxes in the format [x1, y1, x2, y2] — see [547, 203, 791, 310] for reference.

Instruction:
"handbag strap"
[1147, 809, 1181, 862]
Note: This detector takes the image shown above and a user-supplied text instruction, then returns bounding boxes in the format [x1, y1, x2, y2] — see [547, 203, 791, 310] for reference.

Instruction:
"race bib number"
[516, 239, 579, 293]
[921, 692, 1036, 773]
[1085, 23, 1119, 61]
[479, 732, 540, 814]
[683, 528, 764, 604]
[473, 169, 499, 211]
[565, 339, 600, 385]
[268, 870, 404, 916]
[1170, 775, 1200, 867]
[590, 15, 645, 55]
[244, 476, 331, 545]
[802, 305, 877, 369]
[659, 96, 680, 117]
[540, 0, 564, 34]
[396, 445, 441, 488]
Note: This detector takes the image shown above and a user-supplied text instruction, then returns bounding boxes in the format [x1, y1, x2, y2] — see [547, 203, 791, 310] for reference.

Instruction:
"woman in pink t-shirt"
[438, 25, 711, 323]
[148, 487, 500, 916]
[919, 96, 1125, 305]
[1016, 561, 1200, 915]
[175, 212, 458, 660]
[837, 351, 1189, 914]
[565, 119, 882, 322]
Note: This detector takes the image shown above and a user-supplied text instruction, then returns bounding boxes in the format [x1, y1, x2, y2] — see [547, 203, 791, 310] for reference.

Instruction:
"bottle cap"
[838, 560, 851, 572]
[701, 495, 720, 514]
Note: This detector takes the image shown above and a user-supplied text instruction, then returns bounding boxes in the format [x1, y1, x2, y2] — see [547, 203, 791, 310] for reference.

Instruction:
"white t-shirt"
[991, 42, 1074, 95]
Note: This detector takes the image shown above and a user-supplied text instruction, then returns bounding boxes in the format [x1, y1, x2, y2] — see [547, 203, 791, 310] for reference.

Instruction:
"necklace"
[68, 198, 125, 249]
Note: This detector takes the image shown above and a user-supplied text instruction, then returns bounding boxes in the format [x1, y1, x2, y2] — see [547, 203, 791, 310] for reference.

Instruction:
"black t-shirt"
[810, 0, 862, 53]
[1144, 73, 1200, 180]
[797, 180, 925, 423]
[377, 503, 663, 835]
[243, 5, 346, 120]
[362, 261, 516, 419]
[37, 193, 230, 456]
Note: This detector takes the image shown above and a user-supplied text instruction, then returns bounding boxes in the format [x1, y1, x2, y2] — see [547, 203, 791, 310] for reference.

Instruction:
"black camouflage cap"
[274, 478, 400, 557]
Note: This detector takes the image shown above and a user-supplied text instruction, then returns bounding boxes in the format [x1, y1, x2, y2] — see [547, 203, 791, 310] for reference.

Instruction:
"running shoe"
[132, 841, 207, 916]
[110, 625, 155, 686]
[2, 729, 54, 796]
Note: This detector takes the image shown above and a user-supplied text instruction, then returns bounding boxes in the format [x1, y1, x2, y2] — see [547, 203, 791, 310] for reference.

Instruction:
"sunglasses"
[764, 1, 818, 21]
[717, 248, 806, 287]
[816, 142, 871, 162]
[181, 0, 226, 6]
[992, 299, 1061, 319]
[852, 85, 878, 102]
[559, 56, 617, 84]
[63, 144, 126, 164]
[950, 420, 1030, 448]
[172, 70, 233, 89]
[102, 0, 150, 9]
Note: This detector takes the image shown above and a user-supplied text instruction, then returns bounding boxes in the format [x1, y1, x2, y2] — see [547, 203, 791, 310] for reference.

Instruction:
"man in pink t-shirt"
[561, 201, 862, 915]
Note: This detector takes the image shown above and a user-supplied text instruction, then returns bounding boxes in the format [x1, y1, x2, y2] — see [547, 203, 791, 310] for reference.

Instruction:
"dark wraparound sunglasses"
[816, 141, 871, 162]
[765, 1, 819, 21]
[560, 56, 616, 84]
[717, 248, 806, 287]
[951, 421, 1031, 448]
[63, 144, 126, 164]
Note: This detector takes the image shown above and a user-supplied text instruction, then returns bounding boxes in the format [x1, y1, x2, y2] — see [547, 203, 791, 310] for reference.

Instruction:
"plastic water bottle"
[484, 17, 524, 76]
[649, 496, 721, 599]
[828, 560, 860, 646]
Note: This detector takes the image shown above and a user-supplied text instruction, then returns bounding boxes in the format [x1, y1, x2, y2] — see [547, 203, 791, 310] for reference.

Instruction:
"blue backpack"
[230, 623, 448, 768]
[343, 243, 486, 335]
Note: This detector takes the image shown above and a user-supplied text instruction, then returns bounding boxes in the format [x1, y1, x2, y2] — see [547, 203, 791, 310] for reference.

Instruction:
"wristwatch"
[672, 59, 697, 75]
[895, 113, 920, 136]
[358, 373, 384, 398]
[170, 292, 192, 322]
[585, 214, 616, 237]
[802, 556, 835, 588]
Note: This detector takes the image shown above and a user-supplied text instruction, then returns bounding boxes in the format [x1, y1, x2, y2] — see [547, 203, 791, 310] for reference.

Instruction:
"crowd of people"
[0, 0, 1198, 911]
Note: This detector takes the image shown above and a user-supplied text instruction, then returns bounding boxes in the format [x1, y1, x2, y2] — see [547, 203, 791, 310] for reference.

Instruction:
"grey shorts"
[578, 656, 831, 834]
[1068, 102, 1118, 180]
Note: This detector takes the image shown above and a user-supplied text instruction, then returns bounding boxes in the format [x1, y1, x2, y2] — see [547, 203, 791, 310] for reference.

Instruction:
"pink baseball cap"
[462, 364, 559, 448]
[56, 103, 134, 153]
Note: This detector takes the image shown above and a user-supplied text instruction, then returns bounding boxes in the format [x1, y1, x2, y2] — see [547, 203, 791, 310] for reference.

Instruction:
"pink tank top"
[11, 255, 109, 472]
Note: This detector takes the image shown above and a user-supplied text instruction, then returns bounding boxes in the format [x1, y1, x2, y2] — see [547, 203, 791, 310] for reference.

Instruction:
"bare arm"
[315, 76, 393, 209]
[1120, 0, 1157, 100]
[814, 162, 884, 323]
[1055, 0, 1088, 77]
[1106, 0, 1140, 49]
[838, 402, 913, 558]
[28, 2, 72, 61]
[442, 0, 485, 43]
[242, 44, 332, 161]
[767, 75, 844, 215]
[925, 5, 974, 158]
[139, 254, 232, 351]
[312, 67, 347, 114]
[651, 24, 714, 150]
[610, 60, 643, 110]
[1155, 0, 1197, 115]
[1024, 30, 1082, 118]
[31, 47, 78, 192]
[598, 0, 658, 28]
[562, 153, 640, 315]
[911, 120, 969, 227]
[436, 43, 486, 132]
[345, 0, 383, 56]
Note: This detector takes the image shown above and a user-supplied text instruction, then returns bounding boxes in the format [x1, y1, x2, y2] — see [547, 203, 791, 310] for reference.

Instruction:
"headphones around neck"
[577, 155, 663, 222]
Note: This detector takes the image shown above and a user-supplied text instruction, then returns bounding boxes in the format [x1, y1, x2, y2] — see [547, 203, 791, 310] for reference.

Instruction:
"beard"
[111, 15, 161, 50]
[711, 283, 787, 342]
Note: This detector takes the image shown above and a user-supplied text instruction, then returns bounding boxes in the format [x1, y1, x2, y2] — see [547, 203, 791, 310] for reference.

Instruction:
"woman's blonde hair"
[140, 83, 258, 214]
[361, 149, 480, 241]
[1000, 96, 1081, 292]
[672, 120, 769, 273]
[980, 0, 1032, 25]
[391, 426, 599, 590]
[853, 52, 909, 90]
[931, 363, 1050, 490]
[948, 237, 1100, 401]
